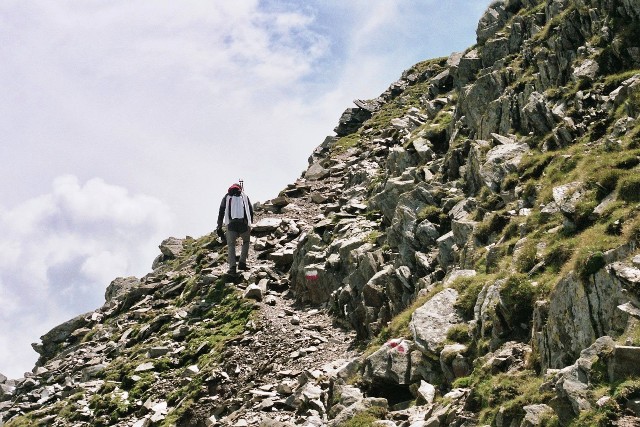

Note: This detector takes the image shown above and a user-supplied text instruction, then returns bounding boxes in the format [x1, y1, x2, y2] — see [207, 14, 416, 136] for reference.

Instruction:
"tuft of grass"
[618, 175, 640, 202]
[446, 323, 471, 344]
[500, 274, 536, 328]
[333, 133, 361, 154]
[334, 406, 387, 427]
[543, 241, 575, 273]
[469, 370, 553, 425]
[575, 249, 606, 280]
[515, 241, 538, 274]
[451, 276, 490, 320]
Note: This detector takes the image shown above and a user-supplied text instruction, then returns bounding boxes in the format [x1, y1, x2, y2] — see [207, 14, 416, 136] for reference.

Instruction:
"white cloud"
[0, 175, 173, 378]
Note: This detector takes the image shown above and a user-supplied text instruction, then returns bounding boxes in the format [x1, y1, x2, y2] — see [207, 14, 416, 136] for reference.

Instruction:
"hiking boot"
[238, 261, 248, 271]
[227, 266, 237, 275]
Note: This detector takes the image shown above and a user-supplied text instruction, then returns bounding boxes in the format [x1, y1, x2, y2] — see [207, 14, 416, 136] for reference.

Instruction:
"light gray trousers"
[226, 228, 251, 267]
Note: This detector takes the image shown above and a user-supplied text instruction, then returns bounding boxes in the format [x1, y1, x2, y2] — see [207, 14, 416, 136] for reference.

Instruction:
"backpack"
[227, 195, 249, 233]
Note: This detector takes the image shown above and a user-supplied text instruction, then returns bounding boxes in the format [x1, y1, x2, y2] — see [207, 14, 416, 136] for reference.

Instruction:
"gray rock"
[451, 218, 478, 247]
[456, 49, 483, 87]
[305, 162, 330, 181]
[533, 261, 629, 369]
[333, 384, 364, 407]
[364, 339, 415, 385]
[105, 276, 139, 303]
[0, 383, 15, 399]
[440, 344, 470, 383]
[244, 284, 264, 301]
[149, 347, 171, 358]
[159, 237, 184, 258]
[387, 146, 417, 177]
[436, 231, 456, 269]
[522, 92, 555, 134]
[410, 288, 462, 356]
[444, 269, 476, 287]
[33, 312, 92, 359]
[521, 404, 555, 427]
[253, 218, 284, 233]
[550, 337, 616, 416]
[82, 364, 107, 382]
[552, 181, 585, 216]
[476, 0, 510, 44]
[609, 345, 640, 382]
[135, 362, 155, 372]
[572, 59, 599, 81]
[416, 220, 440, 247]
[416, 380, 436, 405]
[480, 142, 529, 192]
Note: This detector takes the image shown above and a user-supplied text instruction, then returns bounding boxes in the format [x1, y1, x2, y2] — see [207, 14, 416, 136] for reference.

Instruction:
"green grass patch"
[618, 175, 640, 202]
[451, 275, 491, 320]
[334, 406, 387, 427]
[465, 369, 553, 425]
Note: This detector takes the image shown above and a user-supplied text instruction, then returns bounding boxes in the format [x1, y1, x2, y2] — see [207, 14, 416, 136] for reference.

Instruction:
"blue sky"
[0, 0, 491, 378]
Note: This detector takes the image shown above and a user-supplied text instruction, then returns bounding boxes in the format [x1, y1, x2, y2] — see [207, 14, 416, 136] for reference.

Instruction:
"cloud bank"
[0, 176, 173, 377]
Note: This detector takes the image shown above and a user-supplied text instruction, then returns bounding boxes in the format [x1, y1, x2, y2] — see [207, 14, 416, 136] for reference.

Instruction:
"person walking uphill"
[216, 183, 254, 275]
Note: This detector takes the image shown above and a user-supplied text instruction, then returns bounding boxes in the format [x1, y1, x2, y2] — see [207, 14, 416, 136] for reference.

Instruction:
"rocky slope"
[2, 0, 640, 426]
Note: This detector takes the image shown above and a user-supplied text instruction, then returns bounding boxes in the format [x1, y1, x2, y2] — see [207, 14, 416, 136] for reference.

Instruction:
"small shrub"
[478, 187, 505, 210]
[446, 323, 471, 344]
[453, 277, 487, 320]
[544, 242, 575, 273]
[614, 155, 640, 170]
[628, 216, 640, 243]
[618, 176, 640, 202]
[452, 376, 472, 388]
[589, 169, 620, 200]
[522, 182, 538, 201]
[475, 213, 510, 245]
[573, 198, 598, 230]
[366, 230, 382, 245]
[502, 174, 519, 191]
[417, 205, 444, 223]
[335, 406, 387, 427]
[519, 152, 554, 180]
[575, 250, 606, 280]
[515, 241, 538, 273]
[502, 221, 521, 240]
[500, 275, 536, 328]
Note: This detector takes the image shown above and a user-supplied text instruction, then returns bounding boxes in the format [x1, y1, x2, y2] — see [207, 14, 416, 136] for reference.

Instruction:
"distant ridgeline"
[2, 0, 640, 426]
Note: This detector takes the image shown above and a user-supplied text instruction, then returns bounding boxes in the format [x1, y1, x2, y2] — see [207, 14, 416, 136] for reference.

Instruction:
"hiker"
[216, 183, 254, 275]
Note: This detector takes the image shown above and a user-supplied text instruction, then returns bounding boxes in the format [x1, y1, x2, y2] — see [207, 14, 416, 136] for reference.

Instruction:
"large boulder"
[363, 339, 426, 386]
[544, 336, 616, 421]
[104, 276, 139, 304]
[533, 257, 633, 370]
[522, 92, 555, 134]
[480, 141, 529, 192]
[32, 312, 93, 362]
[158, 237, 184, 259]
[333, 107, 372, 137]
[410, 288, 463, 356]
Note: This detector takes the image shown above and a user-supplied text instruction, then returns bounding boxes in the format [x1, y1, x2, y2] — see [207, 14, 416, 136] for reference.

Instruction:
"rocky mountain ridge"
[2, 0, 640, 425]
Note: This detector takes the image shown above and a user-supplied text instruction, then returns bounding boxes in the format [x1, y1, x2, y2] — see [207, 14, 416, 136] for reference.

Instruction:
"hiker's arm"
[217, 197, 226, 229]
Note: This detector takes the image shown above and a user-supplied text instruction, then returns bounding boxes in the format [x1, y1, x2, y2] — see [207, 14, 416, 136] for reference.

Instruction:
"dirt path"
[201, 161, 362, 425]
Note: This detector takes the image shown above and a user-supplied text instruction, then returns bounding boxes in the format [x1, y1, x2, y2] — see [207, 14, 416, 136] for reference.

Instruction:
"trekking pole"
[239, 179, 244, 191]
